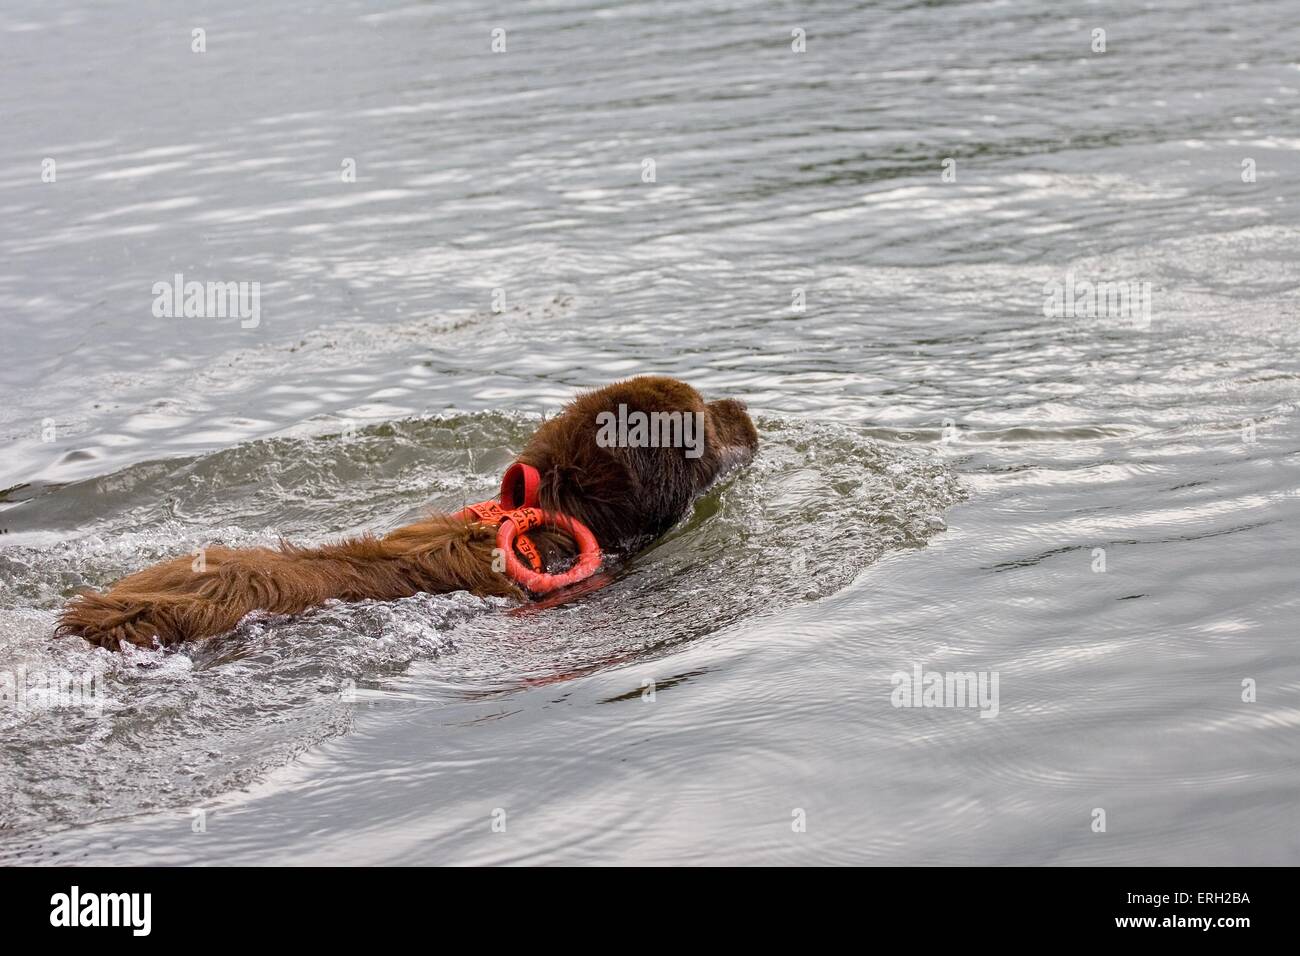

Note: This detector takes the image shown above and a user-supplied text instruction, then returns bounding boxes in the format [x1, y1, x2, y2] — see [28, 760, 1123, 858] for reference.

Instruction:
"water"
[1, 0, 1297, 864]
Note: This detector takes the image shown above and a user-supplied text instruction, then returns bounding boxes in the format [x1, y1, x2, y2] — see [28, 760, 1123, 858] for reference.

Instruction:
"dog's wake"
[0, 413, 962, 836]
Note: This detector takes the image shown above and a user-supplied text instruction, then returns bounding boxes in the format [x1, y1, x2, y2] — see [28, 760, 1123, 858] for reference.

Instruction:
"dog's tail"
[57, 516, 522, 649]
[56, 590, 238, 650]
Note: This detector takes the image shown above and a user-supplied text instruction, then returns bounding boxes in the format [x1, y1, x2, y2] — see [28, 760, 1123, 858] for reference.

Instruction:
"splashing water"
[0, 413, 962, 833]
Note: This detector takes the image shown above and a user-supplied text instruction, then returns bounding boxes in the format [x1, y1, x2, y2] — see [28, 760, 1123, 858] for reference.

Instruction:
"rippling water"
[2, 0, 1298, 864]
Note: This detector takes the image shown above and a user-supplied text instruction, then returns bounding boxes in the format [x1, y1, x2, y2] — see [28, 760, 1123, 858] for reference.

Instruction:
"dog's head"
[515, 376, 758, 550]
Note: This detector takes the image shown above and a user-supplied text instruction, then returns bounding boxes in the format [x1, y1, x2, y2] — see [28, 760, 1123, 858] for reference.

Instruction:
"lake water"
[1, 0, 1298, 864]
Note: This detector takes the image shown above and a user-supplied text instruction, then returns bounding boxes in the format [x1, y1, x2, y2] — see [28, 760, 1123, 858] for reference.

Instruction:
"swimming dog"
[57, 376, 758, 649]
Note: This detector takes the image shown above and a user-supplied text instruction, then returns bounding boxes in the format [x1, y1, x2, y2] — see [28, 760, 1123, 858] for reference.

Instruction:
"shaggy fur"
[57, 376, 759, 649]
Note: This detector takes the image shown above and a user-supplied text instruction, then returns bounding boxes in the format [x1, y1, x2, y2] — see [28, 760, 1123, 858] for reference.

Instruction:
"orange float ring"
[455, 462, 603, 595]
[496, 507, 602, 594]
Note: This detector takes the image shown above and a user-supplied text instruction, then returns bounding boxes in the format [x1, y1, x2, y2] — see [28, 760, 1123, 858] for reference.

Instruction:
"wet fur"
[57, 376, 758, 650]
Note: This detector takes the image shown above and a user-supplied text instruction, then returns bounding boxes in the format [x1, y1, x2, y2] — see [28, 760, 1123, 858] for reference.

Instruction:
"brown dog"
[57, 376, 758, 649]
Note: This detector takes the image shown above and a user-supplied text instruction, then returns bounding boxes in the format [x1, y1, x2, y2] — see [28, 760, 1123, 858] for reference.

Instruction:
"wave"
[0, 413, 962, 832]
